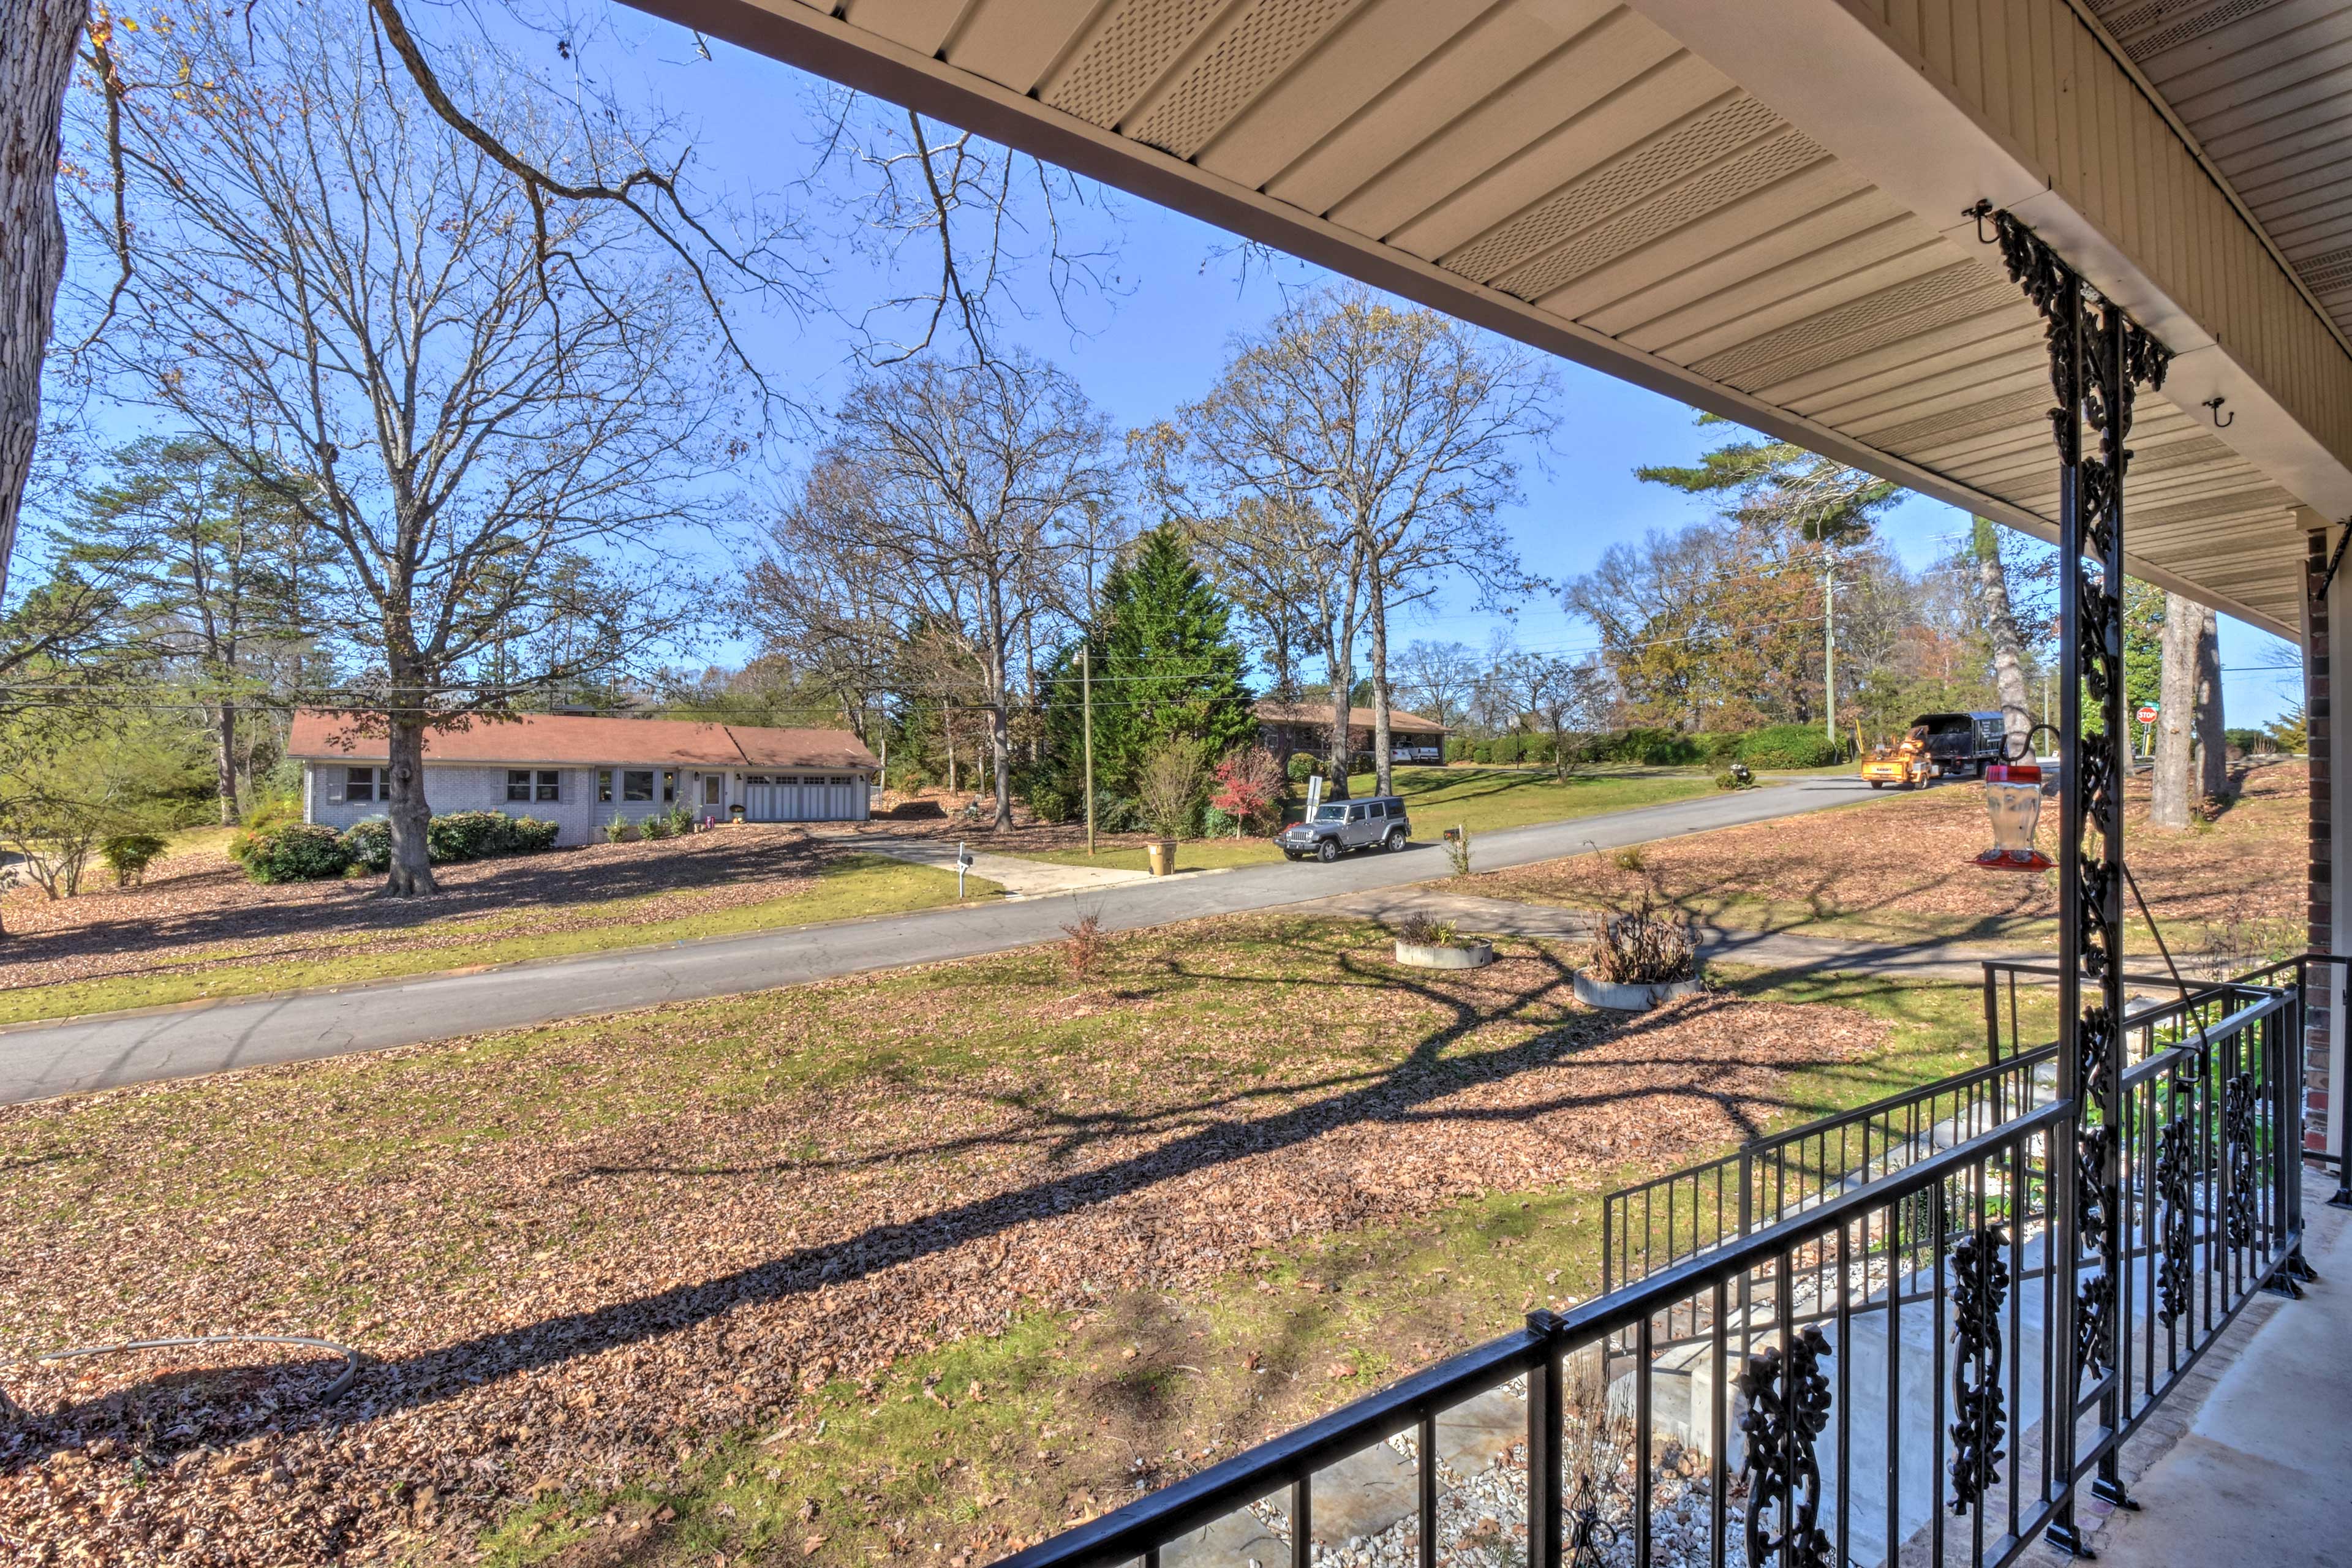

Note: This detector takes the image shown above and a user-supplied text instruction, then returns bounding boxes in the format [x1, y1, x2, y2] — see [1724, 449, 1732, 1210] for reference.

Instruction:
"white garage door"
[742, 775, 864, 822]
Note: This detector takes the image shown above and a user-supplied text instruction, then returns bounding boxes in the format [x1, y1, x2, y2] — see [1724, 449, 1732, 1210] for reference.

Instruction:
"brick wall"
[2307, 526, 2334, 1153]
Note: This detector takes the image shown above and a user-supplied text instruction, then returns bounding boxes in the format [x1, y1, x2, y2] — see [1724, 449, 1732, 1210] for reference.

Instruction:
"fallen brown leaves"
[1476, 762, 2307, 944]
[0, 917, 1880, 1566]
[0, 826, 853, 993]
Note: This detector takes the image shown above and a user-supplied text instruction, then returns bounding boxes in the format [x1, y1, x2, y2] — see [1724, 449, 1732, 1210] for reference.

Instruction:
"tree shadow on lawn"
[6, 938, 1868, 1465]
[0, 831, 857, 980]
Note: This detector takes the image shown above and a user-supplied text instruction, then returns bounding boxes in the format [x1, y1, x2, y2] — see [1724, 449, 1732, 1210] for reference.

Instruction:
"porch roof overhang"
[637, 0, 2352, 643]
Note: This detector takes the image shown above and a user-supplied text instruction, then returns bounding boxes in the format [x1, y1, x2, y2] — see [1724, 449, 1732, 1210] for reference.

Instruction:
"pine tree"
[1060, 526, 1258, 800]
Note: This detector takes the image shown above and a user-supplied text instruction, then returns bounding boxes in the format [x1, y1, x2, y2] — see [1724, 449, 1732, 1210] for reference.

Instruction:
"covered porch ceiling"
[641, 0, 2352, 643]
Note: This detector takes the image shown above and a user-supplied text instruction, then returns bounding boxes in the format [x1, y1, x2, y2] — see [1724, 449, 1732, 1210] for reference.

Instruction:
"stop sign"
[2136, 704, 2159, 724]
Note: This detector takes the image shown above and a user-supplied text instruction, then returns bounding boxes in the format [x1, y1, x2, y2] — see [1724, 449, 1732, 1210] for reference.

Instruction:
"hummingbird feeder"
[1972, 727, 2054, 872]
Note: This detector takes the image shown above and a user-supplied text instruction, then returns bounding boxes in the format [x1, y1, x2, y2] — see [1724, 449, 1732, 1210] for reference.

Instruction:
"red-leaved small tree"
[1209, 748, 1284, 837]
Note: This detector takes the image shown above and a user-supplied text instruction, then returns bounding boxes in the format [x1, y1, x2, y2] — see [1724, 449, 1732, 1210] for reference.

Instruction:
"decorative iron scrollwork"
[2075, 1123, 2117, 1256]
[2075, 1269, 2117, 1385]
[2154, 1104, 2196, 1326]
[1736, 1325, 1834, 1568]
[2222, 1071, 2259, 1251]
[1948, 1223, 2011, 1513]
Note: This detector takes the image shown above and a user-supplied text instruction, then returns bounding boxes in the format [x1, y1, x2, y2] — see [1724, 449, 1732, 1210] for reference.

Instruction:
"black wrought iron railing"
[1600, 1045, 2059, 1298]
[1978, 958, 2293, 1069]
[997, 984, 2310, 1568]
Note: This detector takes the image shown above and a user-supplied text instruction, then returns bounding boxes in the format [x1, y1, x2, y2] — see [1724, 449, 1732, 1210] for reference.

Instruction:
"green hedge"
[1583, 727, 1704, 766]
[1734, 723, 1843, 769]
[239, 823, 353, 883]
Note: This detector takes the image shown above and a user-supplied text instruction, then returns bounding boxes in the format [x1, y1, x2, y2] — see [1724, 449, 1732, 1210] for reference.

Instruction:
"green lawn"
[0, 854, 998, 1027]
[1011, 766, 1718, 872]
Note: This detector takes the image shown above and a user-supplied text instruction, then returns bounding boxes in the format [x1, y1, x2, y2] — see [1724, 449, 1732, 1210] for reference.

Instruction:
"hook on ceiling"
[2202, 395, 2234, 429]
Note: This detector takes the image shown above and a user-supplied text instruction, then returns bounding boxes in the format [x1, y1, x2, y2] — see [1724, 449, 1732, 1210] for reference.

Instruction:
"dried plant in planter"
[1394, 912, 1461, 948]
[1589, 894, 1697, 986]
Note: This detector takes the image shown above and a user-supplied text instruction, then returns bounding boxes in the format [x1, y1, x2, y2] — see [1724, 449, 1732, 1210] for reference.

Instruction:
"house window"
[535, 770, 559, 802]
[597, 769, 613, 804]
[829, 776, 852, 787]
[703, 775, 722, 806]
[622, 769, 655, 802]
[507, 770, 533, 802]
[661, 769, 677, 803]
[345, 766, 382, 802]
[744, 775, 771, 786]
[508, 769, 560, 803]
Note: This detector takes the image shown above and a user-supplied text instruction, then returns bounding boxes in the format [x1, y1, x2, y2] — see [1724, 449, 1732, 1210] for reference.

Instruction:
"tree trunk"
[1368, 570, 1394, 797]
[2151, 592, 2199, 831]
[1974, 518, 2032, 748]
[215, 702, 241, 825]
[1325, 655, 1353, 801]
[989, 700, 1013, 829]
[0, 0, 85, 603]
[381, 712, 439, 895]
[2192, 600, 2226, 803]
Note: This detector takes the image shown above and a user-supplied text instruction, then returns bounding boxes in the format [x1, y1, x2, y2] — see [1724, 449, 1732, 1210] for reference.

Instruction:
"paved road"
[0, 776, 1885, 1105]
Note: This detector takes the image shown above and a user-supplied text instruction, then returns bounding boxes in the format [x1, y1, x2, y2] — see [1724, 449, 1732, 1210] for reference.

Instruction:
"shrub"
[666, 804, 696, 836]
[1025, 775, 1082, 824]
[1202, 805, 1238, 837]
[1091, 791, 1141, 834]
[1209, 747, 1284, 833]
[1585, 728, 1703, 766]
[241, 823, 352, 883]
[604, 813, 633, 844]
[1286, 752, 1321, 783]
[1060, 911, 1107, 983]
[1137, 739, 1207, 840]
[1735, 723, 1842, 769]
[1700, 731, 1746, 764]
[341, 817, 392, 873]
[226, 800, 304, 865]
[1488, 733, 1523, 765]
[1588, 894, 1697, 986]
[1713, 768, 1741, 791]
[427, 810, 518, 862]
[507, 816, 560, 853]
[1444, 737, 1474, 763]
[640, 813, 673, 841]
[100, 833, 169, 886]
[1395, 911, 1461, 947]
[2223, 726, 2271, 755]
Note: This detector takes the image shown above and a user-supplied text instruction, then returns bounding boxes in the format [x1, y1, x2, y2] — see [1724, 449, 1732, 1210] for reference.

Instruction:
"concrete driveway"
[0, 775, 1885, 1105]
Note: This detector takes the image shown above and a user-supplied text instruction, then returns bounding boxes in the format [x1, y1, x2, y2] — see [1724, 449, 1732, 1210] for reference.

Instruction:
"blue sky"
[56, 4, 2306, 725]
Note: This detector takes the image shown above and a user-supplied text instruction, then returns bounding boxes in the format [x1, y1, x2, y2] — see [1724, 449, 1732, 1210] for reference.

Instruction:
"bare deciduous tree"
[1152, 287, 1551, 795]
[1392, 639, 1481, 734]
[758, 352, 1115, 828]
[72, 5, 734, 894]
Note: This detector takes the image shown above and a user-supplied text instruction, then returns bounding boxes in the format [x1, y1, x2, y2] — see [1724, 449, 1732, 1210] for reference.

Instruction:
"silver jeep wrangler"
[1276, 795, 1412, 862]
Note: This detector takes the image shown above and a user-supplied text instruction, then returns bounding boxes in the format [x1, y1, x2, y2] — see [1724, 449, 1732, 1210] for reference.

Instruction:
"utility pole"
[1080, 644, 1096, 856]
[1823, 562, 1838, 744]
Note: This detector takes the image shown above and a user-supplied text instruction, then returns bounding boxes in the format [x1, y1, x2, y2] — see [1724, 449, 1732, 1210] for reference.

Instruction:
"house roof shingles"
[285, 710, 880, 771]
[1253, 701, 1448, 736]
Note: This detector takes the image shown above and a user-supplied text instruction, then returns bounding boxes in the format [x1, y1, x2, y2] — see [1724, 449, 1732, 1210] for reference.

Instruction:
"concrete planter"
[1146, 840, 1177, 876]
[1394, 938, 1494, 970]
[1574, 971, 1704, 1011]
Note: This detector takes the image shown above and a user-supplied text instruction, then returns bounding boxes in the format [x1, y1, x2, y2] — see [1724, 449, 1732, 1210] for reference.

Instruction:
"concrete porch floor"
[2034, 1189, 2351, 1568]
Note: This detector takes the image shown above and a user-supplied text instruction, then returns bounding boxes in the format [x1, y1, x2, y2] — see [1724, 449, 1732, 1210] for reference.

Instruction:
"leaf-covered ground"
[0, 832, 989, 1024]
[0, 915, 1985, 1567]
[1470, 761, 2307, 952]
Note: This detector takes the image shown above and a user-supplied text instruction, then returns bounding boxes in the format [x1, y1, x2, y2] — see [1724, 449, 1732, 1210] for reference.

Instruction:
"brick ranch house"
[288, 710, 881, 845]
[1254, 701, 1449, 768]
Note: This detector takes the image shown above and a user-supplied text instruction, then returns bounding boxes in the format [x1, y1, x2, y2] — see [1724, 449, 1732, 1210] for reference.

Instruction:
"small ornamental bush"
[428, 810, 522, 863]
[225, 801, 303, 866]
[639, 813, 673, 841]
[100, 834, 169, 886]
[1286, 752, 1321, 783]
[1209, 747, 1284, 834]
[1025, 775, 1081, 824]
[241, 823, 353, 883]
[605, 813, 632, 844]
[341, 817, 392, 873]
[505, 816, 560, 853]
[1734, 723, 1842, 770]
[1588, 894, 1697, 986]
[666, 804, 696, 836]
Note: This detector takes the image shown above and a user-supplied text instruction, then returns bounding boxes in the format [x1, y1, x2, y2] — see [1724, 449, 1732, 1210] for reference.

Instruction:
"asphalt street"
[0, 775, 1885, 1105]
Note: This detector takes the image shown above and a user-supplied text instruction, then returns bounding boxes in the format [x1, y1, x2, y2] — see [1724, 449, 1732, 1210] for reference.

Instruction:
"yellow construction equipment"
[1858, 725, 1932, 790]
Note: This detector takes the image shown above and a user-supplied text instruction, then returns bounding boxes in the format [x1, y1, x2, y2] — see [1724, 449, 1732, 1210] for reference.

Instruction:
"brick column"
[2302, 512, 2342, 1157]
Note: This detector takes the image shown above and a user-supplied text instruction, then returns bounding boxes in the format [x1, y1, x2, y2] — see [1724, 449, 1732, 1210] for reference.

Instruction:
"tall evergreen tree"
[1054, 526, 1257, 799]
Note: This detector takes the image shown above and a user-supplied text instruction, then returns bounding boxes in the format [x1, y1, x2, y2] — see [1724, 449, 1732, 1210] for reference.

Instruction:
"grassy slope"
[469, 952, 2000, 1566]
[0, 855, 998, 1027]
[1014, 767, 1717, 872]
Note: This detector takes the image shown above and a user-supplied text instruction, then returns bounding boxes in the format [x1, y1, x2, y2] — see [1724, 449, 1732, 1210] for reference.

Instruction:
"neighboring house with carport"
[1254, 701, 1449, 769]
[288, 710, 880, 845]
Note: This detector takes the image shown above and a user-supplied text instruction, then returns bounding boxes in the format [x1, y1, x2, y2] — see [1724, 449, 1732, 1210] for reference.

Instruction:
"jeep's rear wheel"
[1385, 826, 1408, 851]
